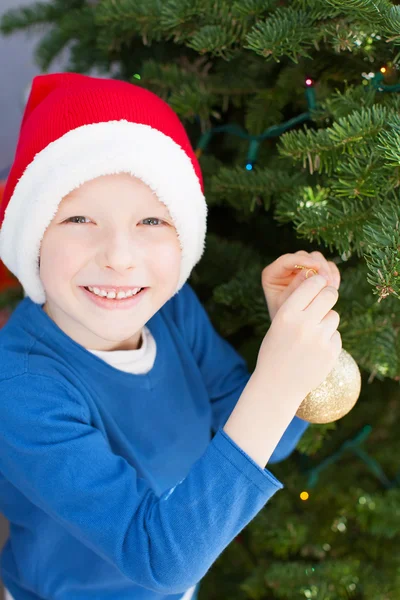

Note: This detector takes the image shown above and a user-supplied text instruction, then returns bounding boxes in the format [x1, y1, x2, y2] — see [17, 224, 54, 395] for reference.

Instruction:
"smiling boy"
[0, 72, 310, 600]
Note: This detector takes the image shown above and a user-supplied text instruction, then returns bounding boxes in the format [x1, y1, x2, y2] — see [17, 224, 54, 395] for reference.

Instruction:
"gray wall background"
[0, 0, 72, 178]
[0, 1, 105, 596]
[0, 0, 107, 176]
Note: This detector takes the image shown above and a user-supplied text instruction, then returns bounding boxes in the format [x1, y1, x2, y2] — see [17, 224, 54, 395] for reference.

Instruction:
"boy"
[0, 72, 310, 600]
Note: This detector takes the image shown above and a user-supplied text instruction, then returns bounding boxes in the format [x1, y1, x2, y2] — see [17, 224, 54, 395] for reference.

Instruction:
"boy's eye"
[141, 218, 165, 226]
[64, 217, 165, 226]
[65, 216, 92, 224]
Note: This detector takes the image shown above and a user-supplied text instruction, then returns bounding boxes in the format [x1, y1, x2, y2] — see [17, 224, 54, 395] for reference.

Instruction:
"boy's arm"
[0, 372, 284, 595]
[174, 283, 310, 464]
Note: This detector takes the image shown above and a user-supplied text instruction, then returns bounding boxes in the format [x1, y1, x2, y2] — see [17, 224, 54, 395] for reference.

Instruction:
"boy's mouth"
[79, 286, 148, 309]
[82, 286, 146, 298]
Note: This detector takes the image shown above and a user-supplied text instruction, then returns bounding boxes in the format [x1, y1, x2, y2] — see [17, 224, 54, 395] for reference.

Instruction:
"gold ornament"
[292, 264, 361, 422]
[295, 348, 362, 424]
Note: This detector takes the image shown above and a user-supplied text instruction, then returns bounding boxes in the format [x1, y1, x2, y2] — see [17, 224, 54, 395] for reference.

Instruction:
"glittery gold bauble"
[295, 349, 362, 424]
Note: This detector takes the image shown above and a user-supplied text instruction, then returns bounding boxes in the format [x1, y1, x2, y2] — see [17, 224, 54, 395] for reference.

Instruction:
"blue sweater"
[0, 282, 309, 599]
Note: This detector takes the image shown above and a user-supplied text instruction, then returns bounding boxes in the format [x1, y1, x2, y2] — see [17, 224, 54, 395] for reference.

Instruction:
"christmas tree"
[2, 1, 400, 598]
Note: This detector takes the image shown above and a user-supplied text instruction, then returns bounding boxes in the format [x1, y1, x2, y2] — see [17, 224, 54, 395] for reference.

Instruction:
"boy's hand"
[261, 250, 341, 322]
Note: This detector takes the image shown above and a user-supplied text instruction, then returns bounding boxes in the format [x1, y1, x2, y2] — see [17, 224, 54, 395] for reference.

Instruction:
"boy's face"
[39, 172, 181, 351]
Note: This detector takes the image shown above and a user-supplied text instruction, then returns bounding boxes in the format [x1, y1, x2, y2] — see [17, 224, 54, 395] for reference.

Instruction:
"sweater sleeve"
[0, 373, 283, 594]
[176, 283, 310, 464]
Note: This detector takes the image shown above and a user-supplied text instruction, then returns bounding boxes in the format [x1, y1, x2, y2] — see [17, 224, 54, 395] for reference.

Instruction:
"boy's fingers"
[328, 262, 341, 288]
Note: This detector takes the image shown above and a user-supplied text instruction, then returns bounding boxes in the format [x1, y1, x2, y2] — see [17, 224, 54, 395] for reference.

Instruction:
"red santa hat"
[0, 72, 207, 304]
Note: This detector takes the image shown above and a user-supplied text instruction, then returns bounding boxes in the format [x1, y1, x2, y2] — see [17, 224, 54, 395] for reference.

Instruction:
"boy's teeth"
[87, 286, 142, 299]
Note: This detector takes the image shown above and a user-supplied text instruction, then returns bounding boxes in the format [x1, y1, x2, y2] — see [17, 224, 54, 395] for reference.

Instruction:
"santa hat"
[0, 72, 207, 304]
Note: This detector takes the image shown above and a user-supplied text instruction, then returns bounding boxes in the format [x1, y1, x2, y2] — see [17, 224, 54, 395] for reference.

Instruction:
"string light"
[195, 69, 398, 171]
[304, 77, 317, 110]
[300, 491, 309, 501]
[195, 78, 317, 169]
[371, 69, 400, 91]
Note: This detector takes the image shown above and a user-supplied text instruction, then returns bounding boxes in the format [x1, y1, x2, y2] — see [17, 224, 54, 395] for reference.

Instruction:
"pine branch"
[210, 165, 306, 215]
[321, 85, 379, 118]
[231, 0, 277, 19]
[326, 0, 400, 43]
[95, 0, 164, 47]
[275, 187, 375, 255]
[0, 2, 68, 34]
[278, 104, 390, 175]
[244, 7, 317, 63]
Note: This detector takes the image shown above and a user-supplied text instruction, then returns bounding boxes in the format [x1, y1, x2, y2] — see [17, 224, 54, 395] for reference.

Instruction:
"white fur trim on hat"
[0, 120, 207, 304]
